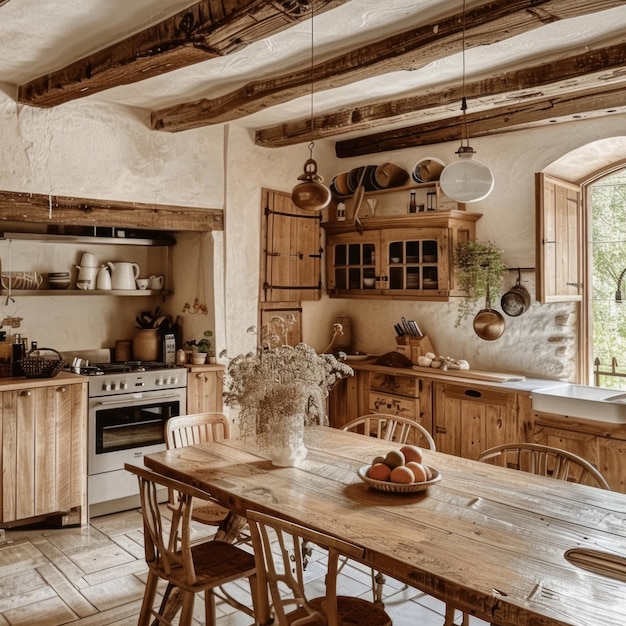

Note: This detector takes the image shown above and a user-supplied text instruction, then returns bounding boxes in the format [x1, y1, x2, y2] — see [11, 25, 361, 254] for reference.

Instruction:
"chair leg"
[372, 569, 386, 605]
[138, 571, 159, 626]
[179, 590, 196, 626]
[204, 588, 217, 626]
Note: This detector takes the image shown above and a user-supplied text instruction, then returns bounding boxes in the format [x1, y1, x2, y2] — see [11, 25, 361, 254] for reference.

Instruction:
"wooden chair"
[342, 413, 436, 449]
[165, 413, 236, 531]
[341, 413, 436, 606]
[247, 509, 392, 626]
[477, 442, 611, 490]
[124, 463, 259, 626]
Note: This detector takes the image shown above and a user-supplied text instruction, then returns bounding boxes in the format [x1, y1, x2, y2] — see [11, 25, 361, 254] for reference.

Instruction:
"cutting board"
[411, 365, 525, 382]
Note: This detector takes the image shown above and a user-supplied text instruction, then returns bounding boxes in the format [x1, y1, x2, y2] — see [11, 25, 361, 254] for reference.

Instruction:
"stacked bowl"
[47, 272, 71, 290]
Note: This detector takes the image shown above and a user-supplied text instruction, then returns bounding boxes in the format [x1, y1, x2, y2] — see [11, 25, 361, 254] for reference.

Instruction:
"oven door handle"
[93, 393, 183, 407]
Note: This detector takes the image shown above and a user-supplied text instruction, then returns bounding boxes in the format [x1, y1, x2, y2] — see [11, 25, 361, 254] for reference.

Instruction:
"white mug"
[80, 252, 98, 267]
[148, 275, 164, 290]
[136, 278, 149, 290]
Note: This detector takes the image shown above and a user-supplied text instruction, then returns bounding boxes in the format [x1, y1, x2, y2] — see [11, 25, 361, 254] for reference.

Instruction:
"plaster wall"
[0, 91, 223, 352]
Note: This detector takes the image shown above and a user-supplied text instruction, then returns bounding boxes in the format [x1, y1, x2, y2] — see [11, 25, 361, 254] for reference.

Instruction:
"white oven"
[86, 365, 186, 517]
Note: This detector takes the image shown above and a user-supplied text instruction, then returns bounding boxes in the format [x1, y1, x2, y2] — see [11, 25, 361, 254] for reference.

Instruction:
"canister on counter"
[114, 339, 132, 362]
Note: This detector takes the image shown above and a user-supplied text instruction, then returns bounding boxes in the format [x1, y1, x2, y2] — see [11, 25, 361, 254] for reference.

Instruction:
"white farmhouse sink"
[531, 384, 626, 424]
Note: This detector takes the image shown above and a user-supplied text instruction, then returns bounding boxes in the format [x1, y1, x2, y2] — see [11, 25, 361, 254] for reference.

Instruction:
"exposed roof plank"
[17, 0, 347, 108]
[152, 0, 625, 132]
[334, 82, 626, 157]
[255, 41, 626, 147]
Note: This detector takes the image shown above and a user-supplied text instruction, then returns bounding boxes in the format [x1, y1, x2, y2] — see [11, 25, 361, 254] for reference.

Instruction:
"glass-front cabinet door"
[380, 228, 449, 298]
[326, 232, 381, 295]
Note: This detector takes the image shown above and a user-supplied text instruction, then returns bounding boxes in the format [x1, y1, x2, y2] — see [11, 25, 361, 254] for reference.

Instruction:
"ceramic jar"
[132, 328, 160, 361]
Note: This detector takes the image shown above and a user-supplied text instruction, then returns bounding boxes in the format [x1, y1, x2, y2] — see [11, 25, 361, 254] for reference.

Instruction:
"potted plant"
[453, 240, 506, 325]
[186, 330, 214, 364]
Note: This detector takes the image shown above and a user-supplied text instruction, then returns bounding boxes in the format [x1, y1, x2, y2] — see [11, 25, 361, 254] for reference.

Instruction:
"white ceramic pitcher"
[106, 262, 140, 290]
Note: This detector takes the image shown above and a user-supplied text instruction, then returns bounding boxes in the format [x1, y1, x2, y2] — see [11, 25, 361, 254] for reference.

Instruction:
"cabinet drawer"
[369, 392, 419, 419]
[369, 373, 418, 397]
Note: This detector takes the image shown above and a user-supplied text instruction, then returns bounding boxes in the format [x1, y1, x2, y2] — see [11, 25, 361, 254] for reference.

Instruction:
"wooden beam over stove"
[0, 190, 223, 232]
[17, 0, 346, 108]
[256, 41, 626, 148]
[152, 0, 624, 132]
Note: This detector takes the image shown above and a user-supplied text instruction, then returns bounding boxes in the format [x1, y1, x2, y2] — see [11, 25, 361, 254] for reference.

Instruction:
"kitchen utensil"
[473, 286, 505, 341]
[79, 252, 98, 267]
[19, 347, 65, 378]
[96, 266, 112, 290]
[401, 317, 413, 336]
[136, 277, 149, 290]
[106, 262, 140, 290]
[501, 273, 531, 317]
[409, 320, 422, 337]
[394, 323, 404, 336]
[148, 274, 164, 290]
[76, 265, 98, 289]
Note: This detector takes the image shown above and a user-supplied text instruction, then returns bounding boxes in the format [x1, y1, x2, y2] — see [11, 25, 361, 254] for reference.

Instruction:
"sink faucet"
[615, 268, 626, 302]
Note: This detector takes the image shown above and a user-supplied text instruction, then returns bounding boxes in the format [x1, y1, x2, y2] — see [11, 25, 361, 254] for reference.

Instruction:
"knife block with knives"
[396, 334, 435, 365]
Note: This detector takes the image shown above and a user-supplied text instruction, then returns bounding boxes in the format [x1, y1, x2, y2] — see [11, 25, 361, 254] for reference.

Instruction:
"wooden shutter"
[260, 188, 322, 303]
[536, 173, 583, 303]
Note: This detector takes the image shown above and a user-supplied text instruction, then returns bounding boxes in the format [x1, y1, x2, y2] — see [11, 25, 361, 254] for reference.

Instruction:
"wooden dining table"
[143, 426, 626, 626]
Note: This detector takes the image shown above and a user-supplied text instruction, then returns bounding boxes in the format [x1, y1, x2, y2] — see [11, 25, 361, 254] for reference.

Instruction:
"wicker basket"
[19, 348, 65, 378]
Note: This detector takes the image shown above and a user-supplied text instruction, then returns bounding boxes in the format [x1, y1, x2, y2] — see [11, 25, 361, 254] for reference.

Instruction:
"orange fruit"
[384, 449, 405, 469]
[400, 444, 423, 464]
[424, 465, 433, 481]
[372, 455, 386, 466]
[390, 466, 415, 484]
[406, 461, 428, 483]
[368, 463, 391, 482]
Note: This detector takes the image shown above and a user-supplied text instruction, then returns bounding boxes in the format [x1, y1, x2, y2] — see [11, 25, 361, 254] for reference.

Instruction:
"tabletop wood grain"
[143, 426, 626, 626]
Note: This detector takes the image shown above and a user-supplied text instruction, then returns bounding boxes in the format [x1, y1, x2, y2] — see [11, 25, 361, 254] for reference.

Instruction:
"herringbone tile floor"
[0, 507, 487, 625]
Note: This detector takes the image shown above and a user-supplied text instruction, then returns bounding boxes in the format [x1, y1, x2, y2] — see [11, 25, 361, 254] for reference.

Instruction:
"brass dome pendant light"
[440, 0, 494, 203]
[291, 2, 331, 212]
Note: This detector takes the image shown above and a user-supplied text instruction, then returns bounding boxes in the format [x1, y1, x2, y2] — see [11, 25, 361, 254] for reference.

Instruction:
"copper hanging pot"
[473, 284, 505, 341]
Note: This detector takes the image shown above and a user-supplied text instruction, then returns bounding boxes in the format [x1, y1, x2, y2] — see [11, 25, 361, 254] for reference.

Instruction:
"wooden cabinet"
[329, 365, 432, 437]
[185, 364, 224, 414]
[0, 375, 86, 527]
[532, 409, 626, 493]
[322, 211, 480, 300]
[433, 382, 520, 459]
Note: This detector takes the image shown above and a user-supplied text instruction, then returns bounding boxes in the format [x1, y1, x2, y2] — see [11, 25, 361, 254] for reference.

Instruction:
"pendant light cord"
[308, 1, 315, 159]
[460, 0, 470, 150]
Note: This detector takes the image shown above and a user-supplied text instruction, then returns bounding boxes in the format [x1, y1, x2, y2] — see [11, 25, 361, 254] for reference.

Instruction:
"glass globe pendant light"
[439, 0, 494, 204]
[291, 3, 331, 212]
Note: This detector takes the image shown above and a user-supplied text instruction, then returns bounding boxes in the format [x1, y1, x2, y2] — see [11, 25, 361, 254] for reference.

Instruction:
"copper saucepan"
[473, 285, 505, 341]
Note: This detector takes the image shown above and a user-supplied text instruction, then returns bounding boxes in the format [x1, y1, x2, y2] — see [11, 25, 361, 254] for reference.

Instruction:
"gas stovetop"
[67, 360, 181, 376]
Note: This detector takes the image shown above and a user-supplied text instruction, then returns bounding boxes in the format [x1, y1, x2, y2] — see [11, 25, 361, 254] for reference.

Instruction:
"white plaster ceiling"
[0, 0, 625, 142]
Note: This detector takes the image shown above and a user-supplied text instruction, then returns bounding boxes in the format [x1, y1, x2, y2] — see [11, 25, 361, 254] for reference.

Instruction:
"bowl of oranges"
[357, 445, 441, 493]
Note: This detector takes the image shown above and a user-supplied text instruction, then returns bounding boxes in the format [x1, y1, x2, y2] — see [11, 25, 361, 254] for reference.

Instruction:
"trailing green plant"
[453, 240, 506, 325]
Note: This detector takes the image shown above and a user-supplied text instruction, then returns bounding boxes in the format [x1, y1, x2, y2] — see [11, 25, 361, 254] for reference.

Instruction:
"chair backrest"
[166, 412, 230, 449]
[477, 442, 611, 490]
[343, 413, 436, 450]
[125, 463, 213, 584]
[247, 509, 365, 626]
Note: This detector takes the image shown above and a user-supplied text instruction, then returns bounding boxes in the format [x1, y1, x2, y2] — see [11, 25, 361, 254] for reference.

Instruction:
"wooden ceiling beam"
[17, 0, 346, 108]
[256, 41, 626, 147]
[334, 82, 626, 157]
[152, 0, 624, 132]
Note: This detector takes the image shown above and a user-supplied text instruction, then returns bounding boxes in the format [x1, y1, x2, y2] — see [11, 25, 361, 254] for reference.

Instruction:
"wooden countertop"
[0, 371, 86, 390]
